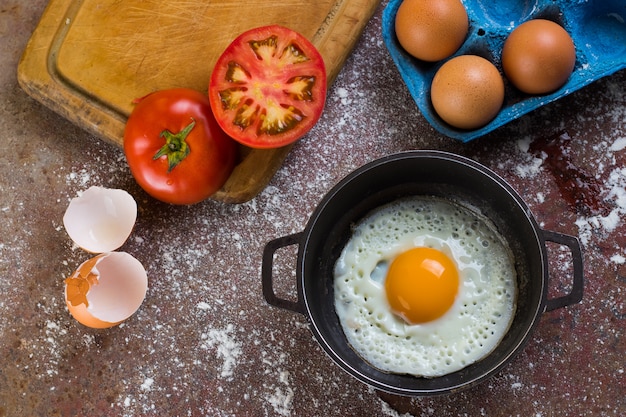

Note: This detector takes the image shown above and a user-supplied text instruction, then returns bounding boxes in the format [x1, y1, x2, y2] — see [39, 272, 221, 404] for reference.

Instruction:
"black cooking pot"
[262, 151, 583, 396]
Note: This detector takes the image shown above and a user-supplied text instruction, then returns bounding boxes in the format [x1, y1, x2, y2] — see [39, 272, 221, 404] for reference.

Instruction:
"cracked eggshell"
[63, 186, 137, 253]
[65, 252, 148, 328]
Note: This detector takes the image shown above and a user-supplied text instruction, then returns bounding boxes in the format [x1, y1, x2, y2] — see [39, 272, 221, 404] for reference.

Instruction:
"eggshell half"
[63, 186, 137, 253]
[65, 252, 148, 328]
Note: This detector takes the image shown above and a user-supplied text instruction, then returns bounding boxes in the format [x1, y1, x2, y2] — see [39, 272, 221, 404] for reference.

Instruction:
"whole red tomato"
[209, 25, 327, 149]
[124, 88, 237, 205]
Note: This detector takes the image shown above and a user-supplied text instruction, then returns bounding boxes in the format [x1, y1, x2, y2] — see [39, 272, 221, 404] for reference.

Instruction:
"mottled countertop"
[1, 1, 624, 416]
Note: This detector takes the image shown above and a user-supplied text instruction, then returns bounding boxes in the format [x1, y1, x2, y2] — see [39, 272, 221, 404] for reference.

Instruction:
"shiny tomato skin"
[124, 88, 237, 205]
[209, 25, 327, 149]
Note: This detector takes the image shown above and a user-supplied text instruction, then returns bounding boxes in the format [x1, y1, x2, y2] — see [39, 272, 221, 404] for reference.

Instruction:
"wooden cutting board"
[18, 0, 380, 203]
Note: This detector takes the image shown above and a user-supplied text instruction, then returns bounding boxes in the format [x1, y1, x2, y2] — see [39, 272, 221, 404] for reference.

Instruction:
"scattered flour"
[66, 170, 92, 187]
[514, 155, 544, 178]
[42, 319, 65, 378]
[380, 401, 415, 417]
[140, 377, 154, 391]
[609, 137, 626, 152]
[200, 324, 242, 380]
[197, 301, 211, 311]
[266, 370, 295, 417]
[610, 254, 625, 264]
[5, 7, 624, 416]
[575, 164, 626, 249]
[514, 127, 626, 261]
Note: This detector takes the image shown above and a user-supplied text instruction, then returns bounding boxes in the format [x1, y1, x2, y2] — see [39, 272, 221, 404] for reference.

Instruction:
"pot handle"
[262, 232, 306, 315]
[541, 229, 584, 312]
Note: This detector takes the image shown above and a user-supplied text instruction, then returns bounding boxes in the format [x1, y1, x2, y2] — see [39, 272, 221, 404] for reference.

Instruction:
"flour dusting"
[575, 162, 626, 249]
[266, 370, 295, 417]
[3, 3, 625, 416]
[200, 324, 242, 380]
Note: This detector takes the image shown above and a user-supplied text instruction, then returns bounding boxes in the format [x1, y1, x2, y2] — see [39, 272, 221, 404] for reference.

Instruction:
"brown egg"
[395, 0, 468, 62]
[431, 55, 505, 130]
[502, 19, 576, 94]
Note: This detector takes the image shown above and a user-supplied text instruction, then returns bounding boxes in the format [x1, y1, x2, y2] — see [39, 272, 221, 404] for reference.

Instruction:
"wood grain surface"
[18, 0, 380, 203]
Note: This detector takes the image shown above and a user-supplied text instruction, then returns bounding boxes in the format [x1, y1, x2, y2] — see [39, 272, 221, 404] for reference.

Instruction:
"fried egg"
[333, 196, 517, 377]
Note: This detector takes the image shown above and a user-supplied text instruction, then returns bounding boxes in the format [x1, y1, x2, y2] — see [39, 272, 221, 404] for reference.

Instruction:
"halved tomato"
[209, 25, 327, 149]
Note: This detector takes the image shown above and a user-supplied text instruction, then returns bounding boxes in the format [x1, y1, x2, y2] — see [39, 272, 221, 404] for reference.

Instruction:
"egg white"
[333, 196, 517, 377]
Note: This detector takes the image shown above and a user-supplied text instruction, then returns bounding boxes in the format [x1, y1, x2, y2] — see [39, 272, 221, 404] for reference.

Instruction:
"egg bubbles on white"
[333, 196, 518, 377]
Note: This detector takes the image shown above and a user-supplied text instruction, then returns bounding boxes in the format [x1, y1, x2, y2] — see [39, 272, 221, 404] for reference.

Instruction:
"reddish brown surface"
[1, 1, 624, 416]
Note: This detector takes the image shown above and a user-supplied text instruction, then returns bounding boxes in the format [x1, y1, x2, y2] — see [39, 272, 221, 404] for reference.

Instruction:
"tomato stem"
[154, 118, 195, 172]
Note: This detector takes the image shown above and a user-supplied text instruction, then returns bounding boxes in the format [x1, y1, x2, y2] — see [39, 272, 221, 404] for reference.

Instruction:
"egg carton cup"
[382, 0, 626, 142]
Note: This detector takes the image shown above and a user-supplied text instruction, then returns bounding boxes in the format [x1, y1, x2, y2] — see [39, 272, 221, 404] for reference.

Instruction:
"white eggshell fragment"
[65, 252, 148, 328]
[63, 186, 137, 253]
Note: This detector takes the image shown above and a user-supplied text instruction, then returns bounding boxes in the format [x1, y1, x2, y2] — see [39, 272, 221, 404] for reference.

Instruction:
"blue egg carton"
[382, 0, 626, 142]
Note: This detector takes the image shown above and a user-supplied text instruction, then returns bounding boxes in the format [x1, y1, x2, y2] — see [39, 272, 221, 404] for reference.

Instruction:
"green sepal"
[153, 118, 195, 172]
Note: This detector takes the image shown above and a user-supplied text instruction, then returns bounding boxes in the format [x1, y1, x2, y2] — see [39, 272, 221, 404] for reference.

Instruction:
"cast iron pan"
[262, 151, 583, 396]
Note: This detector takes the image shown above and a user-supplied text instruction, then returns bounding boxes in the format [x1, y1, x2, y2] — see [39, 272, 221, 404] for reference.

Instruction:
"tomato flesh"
[209, 25, 327, 149]
[124, 88, 237, 205]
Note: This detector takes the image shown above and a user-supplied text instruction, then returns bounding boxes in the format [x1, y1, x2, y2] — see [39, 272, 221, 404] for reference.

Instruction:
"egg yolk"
[384, 247, 459, 324]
